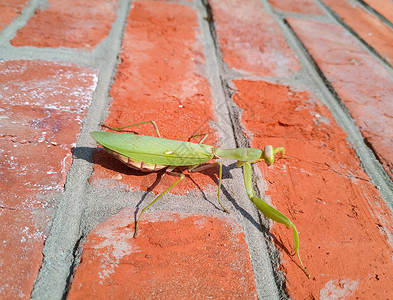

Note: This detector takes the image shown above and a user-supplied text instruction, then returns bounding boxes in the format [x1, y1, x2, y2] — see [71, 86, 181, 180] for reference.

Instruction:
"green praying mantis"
[91, 120, 309, 277]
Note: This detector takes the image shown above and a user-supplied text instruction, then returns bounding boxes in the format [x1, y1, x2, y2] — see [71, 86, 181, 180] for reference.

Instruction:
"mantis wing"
[91, 131, 214, 166]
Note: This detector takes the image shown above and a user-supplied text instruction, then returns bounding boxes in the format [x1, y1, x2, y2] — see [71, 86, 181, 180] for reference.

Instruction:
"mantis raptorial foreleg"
[241, 162, 309, 277]
[273, 147, 285, 156]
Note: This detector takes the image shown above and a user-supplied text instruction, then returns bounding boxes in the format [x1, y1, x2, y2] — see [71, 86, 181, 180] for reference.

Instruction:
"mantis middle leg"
[189, 161, 229, 213]
[188, 132, 229, 213]
[242, 162, 309, 277]
[102, 120, 161, 137]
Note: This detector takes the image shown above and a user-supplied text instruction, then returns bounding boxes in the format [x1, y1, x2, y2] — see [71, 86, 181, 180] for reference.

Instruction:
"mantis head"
[261, 145, 285, 166]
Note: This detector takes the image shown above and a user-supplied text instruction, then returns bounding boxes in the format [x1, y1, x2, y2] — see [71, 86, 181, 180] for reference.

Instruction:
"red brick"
[288, 18, 393, 180]
[91, 0, 217, 195]
[0, 60, 97, 298]
[0, 0, 29, 31]
[68, 210, 257, 299]
[0, 210, 44, 299]
[268, 0, 324, 15]
[362, 0, 393, 24]
[322, 0, 393, 65]
[233, 80, 393, 299]
[210, 0, 301, 77]
[11, 0, 118, 49]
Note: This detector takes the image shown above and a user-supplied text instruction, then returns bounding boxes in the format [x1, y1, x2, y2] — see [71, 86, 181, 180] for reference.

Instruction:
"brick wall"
[1, 0, 393, 299]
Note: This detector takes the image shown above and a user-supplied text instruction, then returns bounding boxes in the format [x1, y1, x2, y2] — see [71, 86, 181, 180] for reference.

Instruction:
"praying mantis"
[91, 120, 309, 277]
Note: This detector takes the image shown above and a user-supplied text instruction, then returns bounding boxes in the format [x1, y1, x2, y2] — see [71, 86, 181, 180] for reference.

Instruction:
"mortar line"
[0, 46, 98, 67]
[29, 0, 133, 299]
[262, 0, 393, 209]
[198, 0, 287, 298]
[355, 0, 393, 31]
[63, 235, 85, 298]
[199, 0, 253, 149]
[0, 0, 42, 46]
[197, 0, 241, 148]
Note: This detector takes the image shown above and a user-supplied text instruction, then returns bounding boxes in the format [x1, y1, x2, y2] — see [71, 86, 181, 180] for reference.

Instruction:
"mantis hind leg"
[134, 171, 185, 237]
[242, 162, 309, 277]
[188, 133, 209, 144]
[102, 120, 161, 137]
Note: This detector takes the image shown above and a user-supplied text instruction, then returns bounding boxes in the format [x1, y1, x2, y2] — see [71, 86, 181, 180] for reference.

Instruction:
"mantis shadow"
[189, 162, 265, 232]
[73, 146, 138, 174]
[271, 233, 308, 277]
[71, 146, 95, 164]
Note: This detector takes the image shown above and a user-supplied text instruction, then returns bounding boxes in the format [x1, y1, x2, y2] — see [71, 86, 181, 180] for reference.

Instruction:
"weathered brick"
[322, 0, 393, 65]
[362, 0, 393, 24]
[210, 0, 301, 77]
[0, 209, 44, 299]
[233, 79, 393, 299]
[91, 0, 217, 195]
[0, 0, 29, 31]
[3, 0, 392, 298]
[68, 210, 257, 299]
[11, 0, 118, 49]
[268, 0, 324, 15]
[288, 18, 393, 180]
[0, 60, 97, 298]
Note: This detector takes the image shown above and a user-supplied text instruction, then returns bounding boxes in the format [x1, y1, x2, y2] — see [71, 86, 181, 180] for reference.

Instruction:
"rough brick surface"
[210, 0, 301, 77]
[69, 210, 257, 299]
[233, 80, 393, 299]
[288, 18, 393, 180]
[0, 60, 96, 299]
[268, 0, 324, 15]
[2, 0, 393, 298]
[323, 0, 393, 65]
[362, 0, 393, 24]
[0, 0, 29, 31]
[11, 0, 118, 49]
[91, 0, 218, 195]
